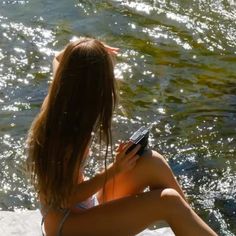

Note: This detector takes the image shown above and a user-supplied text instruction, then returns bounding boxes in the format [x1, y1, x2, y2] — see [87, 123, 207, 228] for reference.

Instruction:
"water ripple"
[0, 1, 236, 234]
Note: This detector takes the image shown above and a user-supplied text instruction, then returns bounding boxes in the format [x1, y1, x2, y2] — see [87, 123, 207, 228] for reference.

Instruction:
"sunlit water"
[0, 1, 236, 235]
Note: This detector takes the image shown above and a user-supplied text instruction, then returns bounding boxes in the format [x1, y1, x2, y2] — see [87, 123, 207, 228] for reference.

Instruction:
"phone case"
[126, 126, 149, 156]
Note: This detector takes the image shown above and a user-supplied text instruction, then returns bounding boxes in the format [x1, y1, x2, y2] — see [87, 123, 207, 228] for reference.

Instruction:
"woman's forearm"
[69, 142, 140, 206]
[52, 49, 65, 76]
[69, 164, 117, 206]
[52, 57, 59, 76]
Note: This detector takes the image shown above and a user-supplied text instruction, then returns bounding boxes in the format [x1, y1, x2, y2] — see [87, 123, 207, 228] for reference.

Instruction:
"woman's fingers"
[125, 144, 141, 158]
[122, 141, 135, 153]
[116, 142, 127, 152]
[127, 154, 139, 163]
[103, 43, 119, 55]
[117, 141, 141, 157]
[127, 154, 139, 170]
[114, 142, 141, 173]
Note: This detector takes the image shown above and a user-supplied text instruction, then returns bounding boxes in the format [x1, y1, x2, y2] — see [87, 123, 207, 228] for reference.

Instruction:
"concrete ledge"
[0, 210, 175, 236]
[0, 210, 42, 236]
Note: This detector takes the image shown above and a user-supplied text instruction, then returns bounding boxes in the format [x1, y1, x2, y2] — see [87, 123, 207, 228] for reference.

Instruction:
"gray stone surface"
[0, 210, 175, 236]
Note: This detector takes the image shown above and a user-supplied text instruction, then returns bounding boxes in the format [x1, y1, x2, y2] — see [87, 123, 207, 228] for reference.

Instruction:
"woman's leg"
[47, 188, 217, 236]
[98, 150, 187, 202]
[44, 151, 217, 236]
[93, 150, 217, 236]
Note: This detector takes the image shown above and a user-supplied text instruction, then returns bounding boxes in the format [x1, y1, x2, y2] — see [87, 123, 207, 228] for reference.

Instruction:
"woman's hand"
[52, 49, 65, 76]
[54, 43, 118, 63]
[103, 43, 119, 55]
[55, 49, 65, 63]
[113, 141, 141, 175]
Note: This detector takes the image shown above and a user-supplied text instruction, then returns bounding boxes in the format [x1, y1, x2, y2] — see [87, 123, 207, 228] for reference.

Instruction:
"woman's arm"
[69, 142, 141, 206]
[52, 49, 65, 76]
[52, 56, 59, 76]
[40, 50, 65, 110]
[52, 43, 118, 77]
[69, 164, 116, 205]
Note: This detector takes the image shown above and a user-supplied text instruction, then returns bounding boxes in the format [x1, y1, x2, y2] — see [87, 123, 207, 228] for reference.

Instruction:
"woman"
[26, 37, 217, 236]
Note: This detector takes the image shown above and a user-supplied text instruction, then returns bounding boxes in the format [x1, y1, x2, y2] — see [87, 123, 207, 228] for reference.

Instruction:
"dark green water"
[0, 0, 236, 235]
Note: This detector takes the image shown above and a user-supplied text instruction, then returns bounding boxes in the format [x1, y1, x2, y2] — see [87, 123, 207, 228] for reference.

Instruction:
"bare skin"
[41, 48, 217, 236]
[98, 149, 187, 203]
[42, 143, 217, 236]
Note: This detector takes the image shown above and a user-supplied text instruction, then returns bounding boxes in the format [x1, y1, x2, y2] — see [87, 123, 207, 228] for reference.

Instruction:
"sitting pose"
[26, 37, 217, 236]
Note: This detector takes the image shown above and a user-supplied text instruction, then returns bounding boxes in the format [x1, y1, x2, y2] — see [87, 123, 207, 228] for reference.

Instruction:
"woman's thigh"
[98, 149, 186, 202]
[61, 189, 180, 236]
[45, 188, 216, 236]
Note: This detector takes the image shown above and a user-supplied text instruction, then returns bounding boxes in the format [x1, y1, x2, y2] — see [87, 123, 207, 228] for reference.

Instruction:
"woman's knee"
[160, 188, 182, 202]
[140, 150, 169, 167]
[160, 188, 191, 219]
[136, 150, 172, 179]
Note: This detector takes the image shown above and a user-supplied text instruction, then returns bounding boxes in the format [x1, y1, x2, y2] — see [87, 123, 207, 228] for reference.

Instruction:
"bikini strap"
[41, 205, 71, 236]
[41, 207, 51, 236]
[56, 209, 71, 236]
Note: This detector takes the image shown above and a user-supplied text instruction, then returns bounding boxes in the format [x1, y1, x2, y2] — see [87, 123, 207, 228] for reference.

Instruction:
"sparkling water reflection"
[0, 0, 235, 235]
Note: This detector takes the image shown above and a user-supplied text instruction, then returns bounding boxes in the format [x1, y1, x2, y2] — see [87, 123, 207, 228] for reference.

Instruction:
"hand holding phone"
[126, 126, 149, 156]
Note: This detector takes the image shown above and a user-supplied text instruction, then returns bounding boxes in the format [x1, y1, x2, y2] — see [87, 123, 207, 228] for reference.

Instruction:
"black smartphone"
[126, 126, 149, 156]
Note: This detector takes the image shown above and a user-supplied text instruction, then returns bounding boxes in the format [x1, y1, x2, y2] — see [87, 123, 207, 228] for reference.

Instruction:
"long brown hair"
[26, 38, 117, 207]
